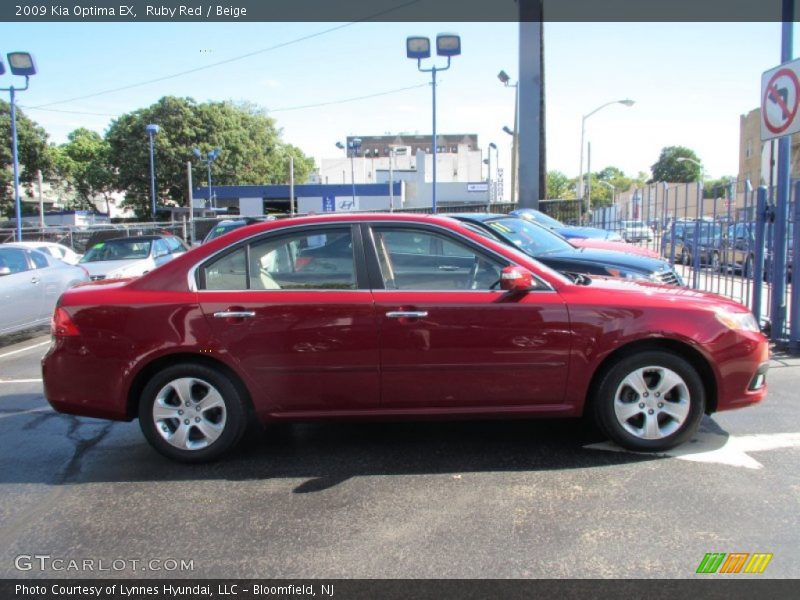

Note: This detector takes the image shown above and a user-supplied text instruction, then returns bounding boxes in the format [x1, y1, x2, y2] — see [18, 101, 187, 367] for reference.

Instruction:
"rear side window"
[200, 227, 356, 291]
[29, 250, 49, 269]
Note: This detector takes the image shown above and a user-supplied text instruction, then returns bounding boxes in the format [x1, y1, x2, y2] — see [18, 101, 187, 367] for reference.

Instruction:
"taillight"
[51, 307, 80, 337]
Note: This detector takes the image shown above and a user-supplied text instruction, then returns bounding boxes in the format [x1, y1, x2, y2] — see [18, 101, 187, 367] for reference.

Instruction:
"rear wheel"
[743, 255, 753, 278]
[592, 351, 705, 451]
[138, 363, 248, 462]
[710, 251, 721, 272]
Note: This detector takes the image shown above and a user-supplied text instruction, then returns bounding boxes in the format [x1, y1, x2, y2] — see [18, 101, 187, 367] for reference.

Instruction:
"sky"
[0, 20, 792, 199]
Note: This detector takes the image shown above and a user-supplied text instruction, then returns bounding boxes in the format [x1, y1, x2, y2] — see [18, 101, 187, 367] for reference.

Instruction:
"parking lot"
[1, 327, 798, 579]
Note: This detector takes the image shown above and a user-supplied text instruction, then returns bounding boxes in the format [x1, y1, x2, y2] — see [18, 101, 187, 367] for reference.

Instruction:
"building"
[738, 107, 800, 192]
[345, 134, 479, 157]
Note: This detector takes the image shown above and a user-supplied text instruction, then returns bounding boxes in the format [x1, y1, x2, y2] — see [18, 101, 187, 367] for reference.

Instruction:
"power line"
[20, 82, 429, 119]
[28, 0, 421, 110]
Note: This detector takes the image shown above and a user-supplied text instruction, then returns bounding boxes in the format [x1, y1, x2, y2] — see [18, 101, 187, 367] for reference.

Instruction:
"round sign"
[762, 67, 800, 135]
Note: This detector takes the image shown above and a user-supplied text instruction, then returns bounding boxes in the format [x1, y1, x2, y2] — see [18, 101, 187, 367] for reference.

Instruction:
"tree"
[106, 97, 315, 218]
[650, 146, 702, 183]
[52, 128, 116, 212]
[545, 170, 575, 199]
[0, 100, 52, 217]
[703, 176, 736, 199]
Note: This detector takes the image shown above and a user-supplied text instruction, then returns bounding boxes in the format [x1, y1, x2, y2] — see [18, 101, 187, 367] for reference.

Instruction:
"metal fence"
[3, 195, 798, 351]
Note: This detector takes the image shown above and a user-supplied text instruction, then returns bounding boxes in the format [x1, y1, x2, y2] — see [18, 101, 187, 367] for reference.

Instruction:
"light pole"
[145, 124, 159, 220]
[1, 52, 37, 242]
[407, 33, 461, 213]
[337, 138, 361, 205]
[498, 70, 519, 203]
[485, 142, 497, 203]
[578, 99, 635, 210]
[193, 147, 221, 209]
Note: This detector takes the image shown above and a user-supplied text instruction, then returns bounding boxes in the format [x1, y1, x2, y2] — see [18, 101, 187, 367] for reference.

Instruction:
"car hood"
[557, 226, 611, 240]
[569, 238, 659, 259]
[79, 258, 152, 278]
[540, 247, 669, 272]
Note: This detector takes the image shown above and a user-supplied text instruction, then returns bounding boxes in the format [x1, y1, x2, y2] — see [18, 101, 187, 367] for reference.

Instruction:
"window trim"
[194, 223, 367, 293]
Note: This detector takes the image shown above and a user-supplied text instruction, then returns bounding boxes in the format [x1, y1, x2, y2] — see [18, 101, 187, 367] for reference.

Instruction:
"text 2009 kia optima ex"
[43, 213, 769, 462]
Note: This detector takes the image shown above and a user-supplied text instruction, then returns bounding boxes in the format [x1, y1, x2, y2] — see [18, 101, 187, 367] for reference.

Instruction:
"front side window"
[201, 227, 356, 291]
[0, 248, 30, 274]
[373, 227, 502, 291]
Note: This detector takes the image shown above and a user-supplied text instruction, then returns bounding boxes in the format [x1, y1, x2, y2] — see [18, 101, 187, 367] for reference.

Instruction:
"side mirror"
[500, 266, 535, 292]
[0, 266, 11, 277]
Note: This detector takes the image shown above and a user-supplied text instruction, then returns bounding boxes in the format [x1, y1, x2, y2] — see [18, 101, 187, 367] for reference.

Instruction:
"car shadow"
[0, 412, 732, 491]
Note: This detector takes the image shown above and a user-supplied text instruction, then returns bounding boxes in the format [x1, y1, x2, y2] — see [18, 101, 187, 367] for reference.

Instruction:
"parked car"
[452, 214, 683, 286]
[41, 213, 768, 463]
[719, 222, 794, 281]
[9, 241, 83, 265]
[202, 217, 274, 244]
[511, 208, 658, 258]
[78, 234, 189, 280]
[0, 244, 89, 335]
[618, 220, 654, 243]
[661, 220, 723, 268]
[511, 208, 625, 241]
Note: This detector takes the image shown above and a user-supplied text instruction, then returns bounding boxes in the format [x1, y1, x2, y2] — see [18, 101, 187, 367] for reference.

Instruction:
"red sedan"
[42, 214, 769, 462]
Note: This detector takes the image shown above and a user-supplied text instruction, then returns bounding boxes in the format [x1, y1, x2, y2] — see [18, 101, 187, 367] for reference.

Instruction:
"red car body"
[569, 237, 660, 259]
[42, 214, 768, 459]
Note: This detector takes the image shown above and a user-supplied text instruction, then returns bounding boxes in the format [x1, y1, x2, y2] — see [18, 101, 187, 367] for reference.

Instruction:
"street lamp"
[486, 142, 497, 203]
[498, 70, 519, 203]
[193, 147, 222, 209]
[1, 52, 37, 241]
[578, 99, 635, 212]
[337, 138, 361, 205]
[145, 124, 159, 220]
[407, 33, 461, 213]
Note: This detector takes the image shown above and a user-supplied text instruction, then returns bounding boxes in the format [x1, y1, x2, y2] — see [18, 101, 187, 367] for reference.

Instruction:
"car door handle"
[386, 311, 428, 319]
[213, 311, 256, 319]
[30, 276, 40, 284]
[438, 265, 460, 271]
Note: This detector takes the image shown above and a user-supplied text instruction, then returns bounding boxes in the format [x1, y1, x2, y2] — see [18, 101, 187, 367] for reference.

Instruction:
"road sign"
[761, 58, 800, 141]
[322, 196, 335, 212]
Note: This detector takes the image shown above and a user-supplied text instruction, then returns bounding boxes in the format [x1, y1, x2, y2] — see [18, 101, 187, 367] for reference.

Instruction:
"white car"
[0, 244, 89, 335]
[79, 235, 189, 280]
[10, 241, 82, 265]
[619, 220, 654, 243]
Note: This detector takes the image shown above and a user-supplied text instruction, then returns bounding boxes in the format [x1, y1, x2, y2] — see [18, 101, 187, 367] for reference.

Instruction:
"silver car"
[0, 244, 90, 335]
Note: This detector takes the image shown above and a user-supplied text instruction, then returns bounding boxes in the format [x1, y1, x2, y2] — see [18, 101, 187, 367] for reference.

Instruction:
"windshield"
[80, 239, 152, 262]
[484, 218, 574, 256]
[204, 221, 247, 243]
[514, 209, 564, 229]
[685, 222, 721, 239]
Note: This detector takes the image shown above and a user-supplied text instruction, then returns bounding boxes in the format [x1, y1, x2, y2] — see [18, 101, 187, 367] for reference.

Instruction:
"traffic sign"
[761, 58, 800, 141]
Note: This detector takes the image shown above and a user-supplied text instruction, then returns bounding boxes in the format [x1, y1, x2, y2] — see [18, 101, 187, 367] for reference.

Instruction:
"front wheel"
[138, 363, 248, 462]
[592, 351, 705, 451]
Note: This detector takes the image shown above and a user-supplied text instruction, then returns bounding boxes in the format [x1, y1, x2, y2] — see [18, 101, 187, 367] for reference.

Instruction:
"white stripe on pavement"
[0, 341, 50, 360]
[0, 406, 52, 420]
[0, 378, 43, 383]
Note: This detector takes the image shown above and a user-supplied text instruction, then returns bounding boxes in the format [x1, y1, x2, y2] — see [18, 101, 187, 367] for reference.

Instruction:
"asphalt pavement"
[0, 328, 798, 579]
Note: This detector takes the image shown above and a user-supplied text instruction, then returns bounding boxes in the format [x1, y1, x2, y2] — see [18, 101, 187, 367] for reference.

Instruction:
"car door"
[0, 247, 43, 333]
[365, 223, 571, 410]
[197, 224, 380, 415]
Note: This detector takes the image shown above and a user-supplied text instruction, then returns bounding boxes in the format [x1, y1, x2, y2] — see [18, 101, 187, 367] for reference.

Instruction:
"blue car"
[510, 208, 623, 241]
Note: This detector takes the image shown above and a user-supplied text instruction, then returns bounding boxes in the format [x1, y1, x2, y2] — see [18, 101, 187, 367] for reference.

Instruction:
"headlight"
[714, 308, 760, 332]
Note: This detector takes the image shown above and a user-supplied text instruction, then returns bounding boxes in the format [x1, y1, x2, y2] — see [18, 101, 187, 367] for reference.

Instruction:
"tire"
[743, 255, 753, 279]
[710, 251, 720, 272]
[138, 363, 248, 463]
[680, 249, 691, 266]
[592, 351, 705, 452]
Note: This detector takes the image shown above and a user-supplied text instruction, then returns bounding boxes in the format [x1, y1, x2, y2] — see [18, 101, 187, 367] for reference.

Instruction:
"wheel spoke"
[196, 388, 225, 413]
[653, 369, 685, 399]
[643, 412, 661, 439]
[169, 378, 196, 406]
[620, 369, 648, 396]
[660, 399, 690, 423]
[195, 419, 224, 444]
[614, 401, 643, 422]
[153, 403, 180, 421]
[170, 423, 191, 449]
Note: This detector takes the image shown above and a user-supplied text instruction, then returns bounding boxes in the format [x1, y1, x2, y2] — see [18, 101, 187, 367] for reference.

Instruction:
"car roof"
[447, 213, 509, 223]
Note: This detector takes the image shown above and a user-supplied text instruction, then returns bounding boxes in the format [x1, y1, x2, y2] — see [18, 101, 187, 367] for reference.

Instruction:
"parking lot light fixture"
[193, 147, 222, 209]
[578, 99, 635, 210]
[498, 70, 519, 203]
[1, 51, 37, 241]
[407, 33, 461, 213]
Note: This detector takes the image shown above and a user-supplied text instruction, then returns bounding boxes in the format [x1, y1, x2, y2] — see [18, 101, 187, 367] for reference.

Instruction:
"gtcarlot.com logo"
[14, 554, 194, 572]
[696, 552, 773, 574]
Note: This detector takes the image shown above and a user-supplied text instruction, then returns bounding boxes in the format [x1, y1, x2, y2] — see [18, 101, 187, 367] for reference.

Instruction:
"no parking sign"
[761, 58, 800, 141]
